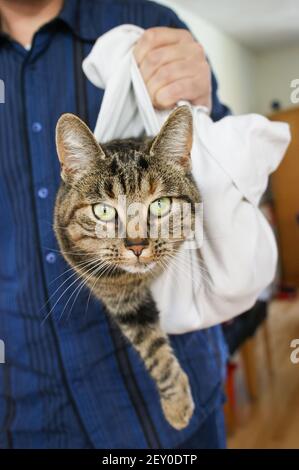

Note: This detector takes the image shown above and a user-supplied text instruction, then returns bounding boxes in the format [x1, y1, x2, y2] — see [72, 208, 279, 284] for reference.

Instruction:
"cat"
[54, 105, 200, 430]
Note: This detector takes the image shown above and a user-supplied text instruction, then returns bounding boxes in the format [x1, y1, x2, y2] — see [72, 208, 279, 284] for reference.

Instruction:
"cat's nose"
[125, 238, 149, 257]
[128, 245, 145, 257]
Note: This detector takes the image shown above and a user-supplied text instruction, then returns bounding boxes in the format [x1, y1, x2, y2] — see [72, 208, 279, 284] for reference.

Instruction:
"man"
[0, 0, 230, 449]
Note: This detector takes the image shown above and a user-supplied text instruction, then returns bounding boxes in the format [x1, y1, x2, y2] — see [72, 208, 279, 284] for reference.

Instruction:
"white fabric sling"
[83, 25, 290, 334]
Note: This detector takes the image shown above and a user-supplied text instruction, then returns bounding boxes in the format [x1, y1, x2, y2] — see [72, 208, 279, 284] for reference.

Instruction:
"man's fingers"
[138, 41, 203, 83]
[154, 75, 210, 109]
[134, 26, 212, 110]
[146, 57, 199, 101]
[134, 27, 193, 65]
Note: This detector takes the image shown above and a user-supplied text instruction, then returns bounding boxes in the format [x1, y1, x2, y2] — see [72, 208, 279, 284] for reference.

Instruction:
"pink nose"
[128, 245, 146, 257]
[125, 238, 148, 257]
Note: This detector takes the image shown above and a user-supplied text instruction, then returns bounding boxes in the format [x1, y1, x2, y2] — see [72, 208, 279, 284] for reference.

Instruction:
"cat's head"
[54, 106, 200, 277]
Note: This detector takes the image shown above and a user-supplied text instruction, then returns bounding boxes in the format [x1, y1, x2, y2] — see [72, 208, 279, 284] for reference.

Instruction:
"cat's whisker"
[156, 258, 182, 290]
[39, 261, 95, 315]
[59, 259, 112, 323]
[159, 258, 194, 293]
[47, 255, 106, 286]
[165, 246, 211, 279]
[160, 252, 207, 291]
[41, 258, 107, 324]
[83, 261, 118, 318]
[39, 256, 105, 315]
[43, 246, 113, 256]
[63, 260, 111, 323]
[165, 251, 206, 281]
[173, 258, 212, 291]
[171, 253, 212, 287]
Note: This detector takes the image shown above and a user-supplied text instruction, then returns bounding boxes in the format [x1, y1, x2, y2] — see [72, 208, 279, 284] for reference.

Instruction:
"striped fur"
[54, 106, 200, 429]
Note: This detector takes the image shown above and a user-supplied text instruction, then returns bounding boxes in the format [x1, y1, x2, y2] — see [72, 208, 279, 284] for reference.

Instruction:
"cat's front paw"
[160, 371, 194, 430]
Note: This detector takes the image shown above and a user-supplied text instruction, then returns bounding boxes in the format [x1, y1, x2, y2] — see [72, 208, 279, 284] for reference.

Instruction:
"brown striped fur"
[54, 106, 200, 429]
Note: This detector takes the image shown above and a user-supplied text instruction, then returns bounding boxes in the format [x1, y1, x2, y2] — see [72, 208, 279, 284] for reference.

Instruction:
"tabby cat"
[54, 105, 200, 430]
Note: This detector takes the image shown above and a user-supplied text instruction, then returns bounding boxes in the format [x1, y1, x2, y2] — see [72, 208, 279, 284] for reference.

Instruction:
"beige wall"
[256, 45, 299, 115]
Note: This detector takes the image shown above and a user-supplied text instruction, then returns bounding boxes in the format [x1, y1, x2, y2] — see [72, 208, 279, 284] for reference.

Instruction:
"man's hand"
[134, 27, 211, 110]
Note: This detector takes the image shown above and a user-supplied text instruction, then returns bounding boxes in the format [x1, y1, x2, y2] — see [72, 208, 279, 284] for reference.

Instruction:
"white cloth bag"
[83, 25, 290, 334]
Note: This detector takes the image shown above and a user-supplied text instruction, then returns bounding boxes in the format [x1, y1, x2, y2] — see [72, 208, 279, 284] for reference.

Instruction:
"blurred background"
[157, 0, 299, 450]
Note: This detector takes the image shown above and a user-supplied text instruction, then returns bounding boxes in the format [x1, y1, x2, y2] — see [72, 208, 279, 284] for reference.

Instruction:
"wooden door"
[269, 107, 299, 287]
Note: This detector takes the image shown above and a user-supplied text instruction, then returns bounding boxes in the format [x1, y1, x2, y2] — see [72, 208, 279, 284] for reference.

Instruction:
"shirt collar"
[57, 0, 102, 42]
[0, 0, 101, 44]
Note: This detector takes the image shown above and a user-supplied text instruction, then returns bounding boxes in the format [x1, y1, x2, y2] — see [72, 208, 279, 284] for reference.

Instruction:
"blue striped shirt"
[0, 0, 229, 449]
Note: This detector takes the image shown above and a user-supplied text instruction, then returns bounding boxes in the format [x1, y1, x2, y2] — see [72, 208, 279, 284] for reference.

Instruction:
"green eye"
[149, 197, 171, 218]
[93, 203, 116, 222]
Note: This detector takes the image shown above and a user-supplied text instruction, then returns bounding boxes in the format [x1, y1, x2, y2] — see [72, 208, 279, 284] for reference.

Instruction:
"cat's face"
[54, 106, 200, 277]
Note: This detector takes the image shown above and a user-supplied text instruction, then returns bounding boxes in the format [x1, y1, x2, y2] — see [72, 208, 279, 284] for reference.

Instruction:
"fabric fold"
[83, 24, 290, 333]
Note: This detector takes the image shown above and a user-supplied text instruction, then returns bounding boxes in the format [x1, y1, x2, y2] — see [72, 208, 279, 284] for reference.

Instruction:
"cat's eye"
[149, 197, 171, 218]
[93, 203, 116, 222]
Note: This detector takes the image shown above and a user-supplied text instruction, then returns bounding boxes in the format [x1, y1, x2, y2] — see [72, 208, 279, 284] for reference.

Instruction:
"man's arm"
[133, 1, 231, 120]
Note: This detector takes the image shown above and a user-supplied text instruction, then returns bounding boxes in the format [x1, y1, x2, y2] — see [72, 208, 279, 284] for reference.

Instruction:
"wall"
[255, 44, 299, 115]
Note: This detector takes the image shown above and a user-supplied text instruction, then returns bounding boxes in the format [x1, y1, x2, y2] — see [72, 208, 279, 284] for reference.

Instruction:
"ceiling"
[172, 0, 299, 50]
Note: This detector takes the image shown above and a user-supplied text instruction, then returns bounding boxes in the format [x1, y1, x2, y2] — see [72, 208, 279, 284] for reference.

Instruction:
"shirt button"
[46, 252, 56, 264]
[32, 122, 42, 133]
[37, 187, 48, 199]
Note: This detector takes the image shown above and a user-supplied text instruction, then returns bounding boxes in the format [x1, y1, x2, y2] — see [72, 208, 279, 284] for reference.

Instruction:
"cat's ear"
[150, 105, 193, 170]
[56, 113, 105, 183]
